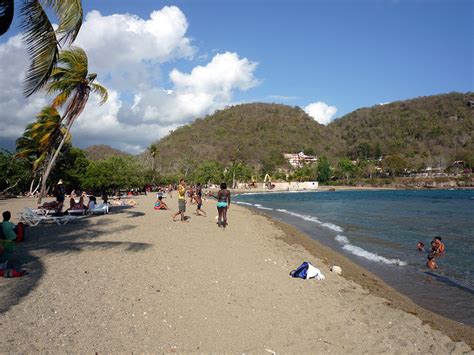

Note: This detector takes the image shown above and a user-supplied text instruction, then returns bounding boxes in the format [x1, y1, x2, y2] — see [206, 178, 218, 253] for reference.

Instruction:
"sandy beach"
[0, 194, 472, 353]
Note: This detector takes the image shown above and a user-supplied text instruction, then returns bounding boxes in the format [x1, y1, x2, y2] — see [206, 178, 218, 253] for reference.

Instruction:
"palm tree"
[16, 106, 69, 195]
[37, 47, 107, 203]
[149, 144, 158, 183]
[0, 0, 83, 96]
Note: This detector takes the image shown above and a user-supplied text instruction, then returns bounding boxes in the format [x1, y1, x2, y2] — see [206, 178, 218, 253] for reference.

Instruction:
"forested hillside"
[148, 92, 473, 174]
[328, 92, 474, 169]
[84, 145, 130, 161]
[152, 103, 339, 174]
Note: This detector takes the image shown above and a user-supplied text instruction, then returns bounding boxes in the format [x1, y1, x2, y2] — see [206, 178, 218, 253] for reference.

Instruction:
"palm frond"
[0, 0, 14, 35]
[91, 83, 108, 105]
[21, 0, 59, 96]
[41, 0, 83, 45]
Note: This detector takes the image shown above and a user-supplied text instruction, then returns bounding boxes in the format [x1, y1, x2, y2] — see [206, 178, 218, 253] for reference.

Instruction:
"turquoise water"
[235, 189, 474, 325]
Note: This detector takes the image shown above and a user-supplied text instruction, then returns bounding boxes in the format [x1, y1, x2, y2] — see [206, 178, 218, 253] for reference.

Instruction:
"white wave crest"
[321, 222, 343, 232]
[257, 206, 274, 211]
[342, 244, 406, 266]
[335, 235, 349, 244]
[236, 201, 254, 206]
[276, 209, 322, 224]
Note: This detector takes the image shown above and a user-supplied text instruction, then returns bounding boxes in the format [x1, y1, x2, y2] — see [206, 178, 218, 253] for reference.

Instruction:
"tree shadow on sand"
[0, 214, 151, 315]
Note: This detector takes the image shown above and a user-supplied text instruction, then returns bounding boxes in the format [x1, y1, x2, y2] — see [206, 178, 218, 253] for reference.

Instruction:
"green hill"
[152, 103, 338, 174]
[329, 92, 474, 168]
[84, 144, 130, 161]
[150, 92, 473, 174]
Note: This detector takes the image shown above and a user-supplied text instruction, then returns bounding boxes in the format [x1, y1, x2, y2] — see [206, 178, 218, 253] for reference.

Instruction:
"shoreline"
[250, 207, 474, 347]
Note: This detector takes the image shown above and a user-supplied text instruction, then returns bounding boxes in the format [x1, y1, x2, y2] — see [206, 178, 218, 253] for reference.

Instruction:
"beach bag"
[290, 261, 325, 280]
[16, 222, 24, 243]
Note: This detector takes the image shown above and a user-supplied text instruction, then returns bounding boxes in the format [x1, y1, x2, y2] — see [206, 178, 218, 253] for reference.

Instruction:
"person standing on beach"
[194, 183, 206, 217]
[172, 179, 187, 222]
[216, 182, 231, 228]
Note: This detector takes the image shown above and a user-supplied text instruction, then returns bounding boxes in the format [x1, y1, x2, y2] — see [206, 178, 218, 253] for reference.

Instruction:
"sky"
[0, 0, 472, 153]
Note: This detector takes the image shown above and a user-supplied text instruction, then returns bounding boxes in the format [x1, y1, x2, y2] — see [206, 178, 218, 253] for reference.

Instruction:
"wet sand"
[0, 195, 472, 352]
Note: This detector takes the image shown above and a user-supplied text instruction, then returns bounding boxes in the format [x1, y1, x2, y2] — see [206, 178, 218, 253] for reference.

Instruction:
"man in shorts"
[172, 179, 187, 222]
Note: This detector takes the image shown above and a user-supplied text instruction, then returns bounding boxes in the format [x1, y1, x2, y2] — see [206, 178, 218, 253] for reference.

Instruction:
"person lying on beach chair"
[66, 192, 87, 215]
[2, 211, 24, 242]
[154, 196, 168, 210]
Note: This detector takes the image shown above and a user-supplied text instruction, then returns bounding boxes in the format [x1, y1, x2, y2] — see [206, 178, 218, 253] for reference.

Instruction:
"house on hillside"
[283, 151, 318, 168]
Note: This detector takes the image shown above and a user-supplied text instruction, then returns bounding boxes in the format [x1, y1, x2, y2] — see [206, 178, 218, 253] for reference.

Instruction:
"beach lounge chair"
[18, 208, 77, 226]
[68, 208, 87, 216]
[88, 203, 109, 215]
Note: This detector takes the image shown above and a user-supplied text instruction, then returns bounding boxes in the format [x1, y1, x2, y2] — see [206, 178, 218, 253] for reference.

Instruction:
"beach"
[0, 195, 472, 353]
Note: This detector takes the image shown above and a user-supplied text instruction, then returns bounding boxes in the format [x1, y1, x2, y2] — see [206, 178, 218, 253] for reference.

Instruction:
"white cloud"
[0, 7, 259, 153]
[131, 52, 259, 124]
[75, 7, 195, 88]
[304, 101, 338, 125]
[0, 34, 47, 140]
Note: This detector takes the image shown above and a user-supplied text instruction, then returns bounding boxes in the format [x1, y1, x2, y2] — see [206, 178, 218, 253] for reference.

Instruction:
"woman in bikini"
[216, 182, 231, 228]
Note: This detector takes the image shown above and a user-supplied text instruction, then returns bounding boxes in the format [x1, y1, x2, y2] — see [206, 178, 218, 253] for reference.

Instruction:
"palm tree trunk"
[37, 119, 74, 204]
[29, 177, 36, 194]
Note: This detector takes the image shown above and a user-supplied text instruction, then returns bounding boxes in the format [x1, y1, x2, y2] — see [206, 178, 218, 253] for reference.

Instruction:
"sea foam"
[235, 201, 254, 206]
[342, 244, 407, 266]
[257, 206, 274, 211]
[321, 222, 343, 232]
[335, 235, 350, 244]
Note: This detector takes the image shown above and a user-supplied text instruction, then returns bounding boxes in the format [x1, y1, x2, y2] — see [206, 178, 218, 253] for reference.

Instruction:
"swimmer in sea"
[426, 255, 437, 269]
[434, 236, 445, 254]
[416, 241, 425, 252]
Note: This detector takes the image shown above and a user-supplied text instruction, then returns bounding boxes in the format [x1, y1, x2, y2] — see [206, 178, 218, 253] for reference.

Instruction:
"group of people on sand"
[1, 211, 27, 278]
[417, 236, 445, 269]
[162, 179, 230, 228]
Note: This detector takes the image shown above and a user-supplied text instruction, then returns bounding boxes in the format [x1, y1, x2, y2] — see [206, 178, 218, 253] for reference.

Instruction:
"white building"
[283, 152, 318, 168]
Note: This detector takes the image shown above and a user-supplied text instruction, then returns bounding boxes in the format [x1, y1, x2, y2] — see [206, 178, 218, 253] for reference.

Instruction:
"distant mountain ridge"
[84, 144, 129, 161]
[147, 92, 473, 173]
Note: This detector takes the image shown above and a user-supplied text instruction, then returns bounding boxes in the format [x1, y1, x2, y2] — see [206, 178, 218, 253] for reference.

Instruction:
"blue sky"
[0, 0, 472, 152]
[88, 0, 473, 114]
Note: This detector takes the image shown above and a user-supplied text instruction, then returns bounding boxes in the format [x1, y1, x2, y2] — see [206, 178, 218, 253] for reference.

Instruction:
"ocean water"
[234, 189, 474, 325]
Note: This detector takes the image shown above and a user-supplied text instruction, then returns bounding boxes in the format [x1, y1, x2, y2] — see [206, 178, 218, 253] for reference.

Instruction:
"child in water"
[426, 255, 438, 269]
[416, 241, 425, 252]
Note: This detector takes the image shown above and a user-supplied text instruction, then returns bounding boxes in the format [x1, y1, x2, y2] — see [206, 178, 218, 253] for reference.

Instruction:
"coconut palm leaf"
[12, 0, 83, 96]
[41, 0, 83, 45]
[0, 0, 14, 35]
[91, 83, 108, 104]
[20, 0, 59, 96]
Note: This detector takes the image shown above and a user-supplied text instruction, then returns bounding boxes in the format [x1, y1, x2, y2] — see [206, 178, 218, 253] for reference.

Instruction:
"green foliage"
[49, 146, 89, 189]
[224, 161, 254, 185]
[191, 160, 224, 184]
[291, 164, 316, 182]
[382, 155, 408, 177]
[317, 156, 331, 183]
[81, 156, 146, 192]
[336, 158, 354, 180]
[0, 150, 32, 194]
